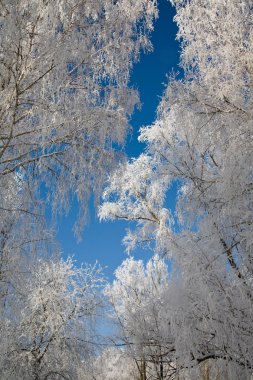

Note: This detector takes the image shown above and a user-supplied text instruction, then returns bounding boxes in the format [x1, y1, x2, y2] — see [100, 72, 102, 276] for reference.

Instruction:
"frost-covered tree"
[0, 1, 159, 378]
[105, 256, 176, 380]
[0, 178, 104, 379]
[0, 257, 104, 380]
[0, 0, 157, 236]
[87, 347, 139, 380]
[100, 1, 253, 378]
[0, 172, 51, 310]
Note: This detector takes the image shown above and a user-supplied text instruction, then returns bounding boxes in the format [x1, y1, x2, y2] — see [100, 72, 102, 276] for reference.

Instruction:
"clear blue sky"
[57, 0, 180, 280]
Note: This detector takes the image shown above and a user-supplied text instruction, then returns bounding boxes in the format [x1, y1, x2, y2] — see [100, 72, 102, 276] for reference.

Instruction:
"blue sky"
[57, 0, 180, 281]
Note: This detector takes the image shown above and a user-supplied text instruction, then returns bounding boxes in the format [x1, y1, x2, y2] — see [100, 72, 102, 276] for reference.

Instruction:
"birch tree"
[0, 257, 104, 380]
[100, 1, 253, 378]
[88, 347, 139, 380]
[105, 256, 176, 379]
[0, 2, 158, 377]
[0, 0, 157, 236]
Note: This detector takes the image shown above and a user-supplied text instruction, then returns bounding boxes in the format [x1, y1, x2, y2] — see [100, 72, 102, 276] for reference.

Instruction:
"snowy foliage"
[88, 347, 139, 380]
[105, 256, 177, 379]
[0, 1, 158, 378]
[0, 257, 104, 379]
[0, 0, 157, 236]
[1, 0, 253, 378]
[100, 0, 253, 378]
